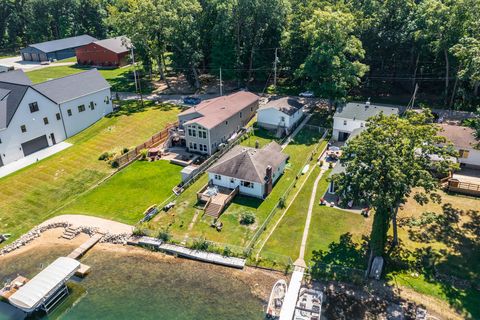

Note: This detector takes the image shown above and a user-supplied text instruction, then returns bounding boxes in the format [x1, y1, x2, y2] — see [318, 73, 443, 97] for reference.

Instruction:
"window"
[203, 144, 207, 151]
[230, 178, 235, 183]
[241, 181, 254, 189]
[89, 102, 95, 110]
[192, 130, 196, 137]
[188, 129, 192, 136]
[459, 149, 470, 158]
[189, 142, 193, 149]
[214, 174, 221, 180]
[43, 117, 49, 125]
[29, 102, 39, 113]
[360, 122, 364, 127]
[0, 138, 2, 144]
[56, 113, 61, 120]
[281, 116, 285, 122]
[343, 120, 347, 125]
[67, 109, 72, 116]
[225, 121, 228, 125]
[106, 96, 110, 104]
[240, 112, 242, 118]
[193, 143, 197, 150]
[199, 144, 204, 151]
[199, 130, 207, 139]
[20, 125, 27, 133]
[78, 105, 86, 112]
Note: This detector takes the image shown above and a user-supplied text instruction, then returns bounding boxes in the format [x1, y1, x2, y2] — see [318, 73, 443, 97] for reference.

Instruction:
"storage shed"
[76, 36, 131, 67]
[20, 35, 97, 62]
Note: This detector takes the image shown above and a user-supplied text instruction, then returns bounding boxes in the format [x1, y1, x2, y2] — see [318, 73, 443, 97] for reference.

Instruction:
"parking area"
[0, 56, 75, 71]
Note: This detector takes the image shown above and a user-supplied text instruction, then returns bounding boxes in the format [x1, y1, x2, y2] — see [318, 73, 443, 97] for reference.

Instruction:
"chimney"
[264, 165, 273, 198]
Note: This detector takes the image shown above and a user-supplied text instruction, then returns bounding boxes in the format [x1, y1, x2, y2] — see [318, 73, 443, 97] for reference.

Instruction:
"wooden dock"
[67, 234, 103, 260]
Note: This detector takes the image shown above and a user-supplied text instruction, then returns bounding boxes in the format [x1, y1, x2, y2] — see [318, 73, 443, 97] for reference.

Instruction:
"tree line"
[1, 0, 479, 109]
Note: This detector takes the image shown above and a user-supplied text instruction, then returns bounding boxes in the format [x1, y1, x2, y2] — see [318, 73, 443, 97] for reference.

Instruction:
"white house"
[333, 101, 399, 141]
[207, 141, 289, 198]
[0, 69, 112, 167]
[438, 123, 480, 168]
[257, 97, 304, 135]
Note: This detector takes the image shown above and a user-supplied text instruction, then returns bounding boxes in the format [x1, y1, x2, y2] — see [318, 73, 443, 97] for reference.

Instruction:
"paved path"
[0, 142, 72, 179]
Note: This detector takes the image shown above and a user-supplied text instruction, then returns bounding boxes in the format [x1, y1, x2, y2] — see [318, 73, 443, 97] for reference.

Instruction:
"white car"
[299, 91, 314, 97]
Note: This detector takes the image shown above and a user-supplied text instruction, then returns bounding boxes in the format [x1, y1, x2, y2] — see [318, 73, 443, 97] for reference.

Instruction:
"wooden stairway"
[62, 226, 79, 240]
[205, 202, 223, 218]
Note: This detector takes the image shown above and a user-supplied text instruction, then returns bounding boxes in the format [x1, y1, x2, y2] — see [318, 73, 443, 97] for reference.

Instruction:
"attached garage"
[21, 135, 49, 156]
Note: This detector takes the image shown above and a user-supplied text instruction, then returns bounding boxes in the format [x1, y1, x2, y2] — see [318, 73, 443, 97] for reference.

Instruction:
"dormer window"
[29, 102, 39, 113]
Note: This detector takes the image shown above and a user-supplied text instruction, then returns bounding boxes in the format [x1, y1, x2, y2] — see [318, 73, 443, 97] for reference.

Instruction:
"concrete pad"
[0, 142, 72, 179]
[0, 56, 75, 71]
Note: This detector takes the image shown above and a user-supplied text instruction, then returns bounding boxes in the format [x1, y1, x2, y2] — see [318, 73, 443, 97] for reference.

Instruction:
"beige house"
[178, 92, 259, 155]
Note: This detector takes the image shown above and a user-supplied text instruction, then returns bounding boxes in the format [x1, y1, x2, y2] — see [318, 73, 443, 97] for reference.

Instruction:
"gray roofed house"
[257, 96, 305, 133]
[33, 69, 110, 104]
[332, 101, 400, 141]
[0, 69, 33, 85]
[92, 36, 131, 54]
[259, 97, 304, 116]
[0, 71, 32, 130]
[207, 141, 289, 199]
[20, 34, 97, 62]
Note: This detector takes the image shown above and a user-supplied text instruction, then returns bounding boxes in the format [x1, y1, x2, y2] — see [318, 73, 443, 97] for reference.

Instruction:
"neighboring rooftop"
[0, 69, 33, 85]
[438, 123, 478, 149]
[334, 102, 399, 121]
[92, 36, 131, 54]
[259, 97, 304, 115]
[33, 69, 110, 104]
[25, 34, 97, 53]
[8, 257, 80, 313]
[180, 91, 259, 129]
[0, 75, 30, 129]
[208, 141, 289, 183]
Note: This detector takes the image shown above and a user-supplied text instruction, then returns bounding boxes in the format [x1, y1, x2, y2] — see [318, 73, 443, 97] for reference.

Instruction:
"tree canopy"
[332, 110, 458, 255]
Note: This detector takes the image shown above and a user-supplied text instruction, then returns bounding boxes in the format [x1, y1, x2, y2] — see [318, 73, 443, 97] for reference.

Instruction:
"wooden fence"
[116, 121, 178, 168]
[447, 179, 480, 197]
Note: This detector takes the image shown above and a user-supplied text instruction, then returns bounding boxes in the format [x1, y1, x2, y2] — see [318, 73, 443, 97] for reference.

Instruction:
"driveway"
[0, 56, 75, 71]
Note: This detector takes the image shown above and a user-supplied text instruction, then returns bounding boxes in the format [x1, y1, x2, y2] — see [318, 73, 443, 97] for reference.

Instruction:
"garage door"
[22, 53, 31, 61]
[21, 135, 49, 156]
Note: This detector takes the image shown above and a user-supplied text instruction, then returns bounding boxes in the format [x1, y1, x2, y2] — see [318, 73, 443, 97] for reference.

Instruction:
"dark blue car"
[183, 96, 201, 105]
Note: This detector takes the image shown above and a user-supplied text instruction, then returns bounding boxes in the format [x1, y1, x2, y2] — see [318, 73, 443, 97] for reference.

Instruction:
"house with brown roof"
[438, 123, 480, 168]
[178, 91, 259, 155]
[207, 141, 289, 198]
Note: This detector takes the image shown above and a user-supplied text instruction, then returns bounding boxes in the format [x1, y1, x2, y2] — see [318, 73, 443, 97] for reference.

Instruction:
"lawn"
[58, 161, 182, 224]
[260, 166, 371, 264]
[241, 126, 279, 149]
[0, 102, 180, 244]
[25, 64, 152, 93]
[145, 126, 326, 247]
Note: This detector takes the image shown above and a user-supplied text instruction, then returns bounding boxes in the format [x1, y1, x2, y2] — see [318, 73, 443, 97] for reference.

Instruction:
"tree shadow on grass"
[396, 203, 480, 319]
[107, 100, 176, 117]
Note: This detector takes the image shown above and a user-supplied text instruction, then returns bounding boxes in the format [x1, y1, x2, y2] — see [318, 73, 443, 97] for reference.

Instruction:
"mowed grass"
[58, 161, 182, 224]
[0, 103, 180, 244]
[241, 127, 279, 149]
[146, 127, 326, 247]
[25, 64, 151, 93]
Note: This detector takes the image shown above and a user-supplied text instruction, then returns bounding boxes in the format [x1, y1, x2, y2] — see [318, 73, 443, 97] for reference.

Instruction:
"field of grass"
[145, 127, 326, 247]
[0, 102, 180, 244]
[25, 64, 152, 93]
[241, 127, 279, 149]
[58, 161, 182, 224]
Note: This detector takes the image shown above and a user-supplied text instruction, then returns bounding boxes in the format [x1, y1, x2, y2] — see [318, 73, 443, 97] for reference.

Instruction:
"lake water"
[0, 245, 266, 320]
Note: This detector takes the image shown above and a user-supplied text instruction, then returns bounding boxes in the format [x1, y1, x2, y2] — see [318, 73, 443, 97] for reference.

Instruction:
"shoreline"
[0, 228, 287, 303]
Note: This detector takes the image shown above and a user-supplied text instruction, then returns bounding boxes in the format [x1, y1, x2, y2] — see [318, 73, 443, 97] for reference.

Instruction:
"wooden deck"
[67, 234, 103, 259]
[447, 179, 480, 197]
[0, 276, 29, 300]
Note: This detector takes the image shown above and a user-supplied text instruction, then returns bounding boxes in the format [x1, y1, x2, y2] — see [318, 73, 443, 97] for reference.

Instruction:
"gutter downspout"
[58, 104, 69, 139]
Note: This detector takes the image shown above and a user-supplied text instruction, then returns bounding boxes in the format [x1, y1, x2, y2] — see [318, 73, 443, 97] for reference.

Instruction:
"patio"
[161, 147, 200, 167]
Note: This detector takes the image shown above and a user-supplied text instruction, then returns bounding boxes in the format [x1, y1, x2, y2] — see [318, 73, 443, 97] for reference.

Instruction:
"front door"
[50, 133, 56, 145]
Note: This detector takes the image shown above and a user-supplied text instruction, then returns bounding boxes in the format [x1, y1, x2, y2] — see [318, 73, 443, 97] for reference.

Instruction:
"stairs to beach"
[62, 227, 79, 240]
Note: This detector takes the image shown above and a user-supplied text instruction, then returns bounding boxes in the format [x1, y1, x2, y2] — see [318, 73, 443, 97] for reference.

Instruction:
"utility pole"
[220, 67, 223, 96]
[273, 48, 278, 90]
[130, 46, 143, 107]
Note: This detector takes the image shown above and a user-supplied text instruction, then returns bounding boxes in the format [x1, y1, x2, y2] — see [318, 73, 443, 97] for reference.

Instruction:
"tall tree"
[332, 110, 458, 256]
[297, 5, 368, 106]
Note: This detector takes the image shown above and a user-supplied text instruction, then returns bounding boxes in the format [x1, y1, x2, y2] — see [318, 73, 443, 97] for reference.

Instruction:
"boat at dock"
[293, 287, 323, 320]
[266, 279, 288, 319]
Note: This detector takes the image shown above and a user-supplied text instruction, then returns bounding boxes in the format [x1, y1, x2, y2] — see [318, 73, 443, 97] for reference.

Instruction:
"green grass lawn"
[146, 127, 326, 247]
[0, 102, 180, 244]
[26, 64, 152, 93]
[58, 161, 182, 224]
[241, 127, 279, 149]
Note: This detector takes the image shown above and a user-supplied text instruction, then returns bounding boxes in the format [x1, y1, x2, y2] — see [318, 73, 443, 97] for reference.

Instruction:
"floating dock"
[134, 236, 246, 269]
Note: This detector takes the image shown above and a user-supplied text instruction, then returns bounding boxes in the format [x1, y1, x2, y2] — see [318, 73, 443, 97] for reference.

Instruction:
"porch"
[197, 184, 239, 218]
[447, 168, 480, 197]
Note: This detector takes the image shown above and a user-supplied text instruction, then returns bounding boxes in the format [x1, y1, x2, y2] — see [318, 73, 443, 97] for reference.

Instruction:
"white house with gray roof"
[207, 141, 289, 198]
[257, 97, 304, 134]
[0, 69, 111, 166]
[332, 101, 400, 141]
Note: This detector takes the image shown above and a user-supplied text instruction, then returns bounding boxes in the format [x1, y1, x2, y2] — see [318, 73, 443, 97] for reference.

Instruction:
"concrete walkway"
[0, 142, 72, 179]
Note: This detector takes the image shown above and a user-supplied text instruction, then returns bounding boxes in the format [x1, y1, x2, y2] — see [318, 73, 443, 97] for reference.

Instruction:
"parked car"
[183, 96, 201, 105]
[299, 91, 314, 97]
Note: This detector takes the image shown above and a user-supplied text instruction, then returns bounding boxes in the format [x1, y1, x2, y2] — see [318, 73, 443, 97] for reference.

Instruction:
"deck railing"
[448, 179, 480, 196]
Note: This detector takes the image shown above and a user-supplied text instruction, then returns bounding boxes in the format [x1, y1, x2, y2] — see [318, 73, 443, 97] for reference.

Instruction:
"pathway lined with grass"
[0, 102, 180, 244]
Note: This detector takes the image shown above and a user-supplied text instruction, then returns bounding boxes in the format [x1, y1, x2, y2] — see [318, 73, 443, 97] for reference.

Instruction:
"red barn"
[76, 36, 131, 68]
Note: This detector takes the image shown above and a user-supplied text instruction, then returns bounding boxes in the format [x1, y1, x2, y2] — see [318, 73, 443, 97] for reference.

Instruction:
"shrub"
[157, 229, 171, 242]
[111, 159, 119, 168]
[121, 147, 130, 155]
[278, 196, 286, 208]
[132, 226, 146, 236]
[98, 152, 109, 161]
[139, 148, 148, 161]
[240, 212, 256, 225]
[190, 237, 209, 251]
[223, 246, 232, 257]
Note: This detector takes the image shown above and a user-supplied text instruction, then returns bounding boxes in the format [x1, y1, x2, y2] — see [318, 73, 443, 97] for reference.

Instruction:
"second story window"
[89, 102, 95, 110]
[67, 109, 72, 116]
[43, 117, 49, 125]
[20, 125, 27, 133]
[29, 102, 39, 113]
[78, 105, 86, 112]
[56, 113, 61, 120]
[343, 120, 347, 126]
